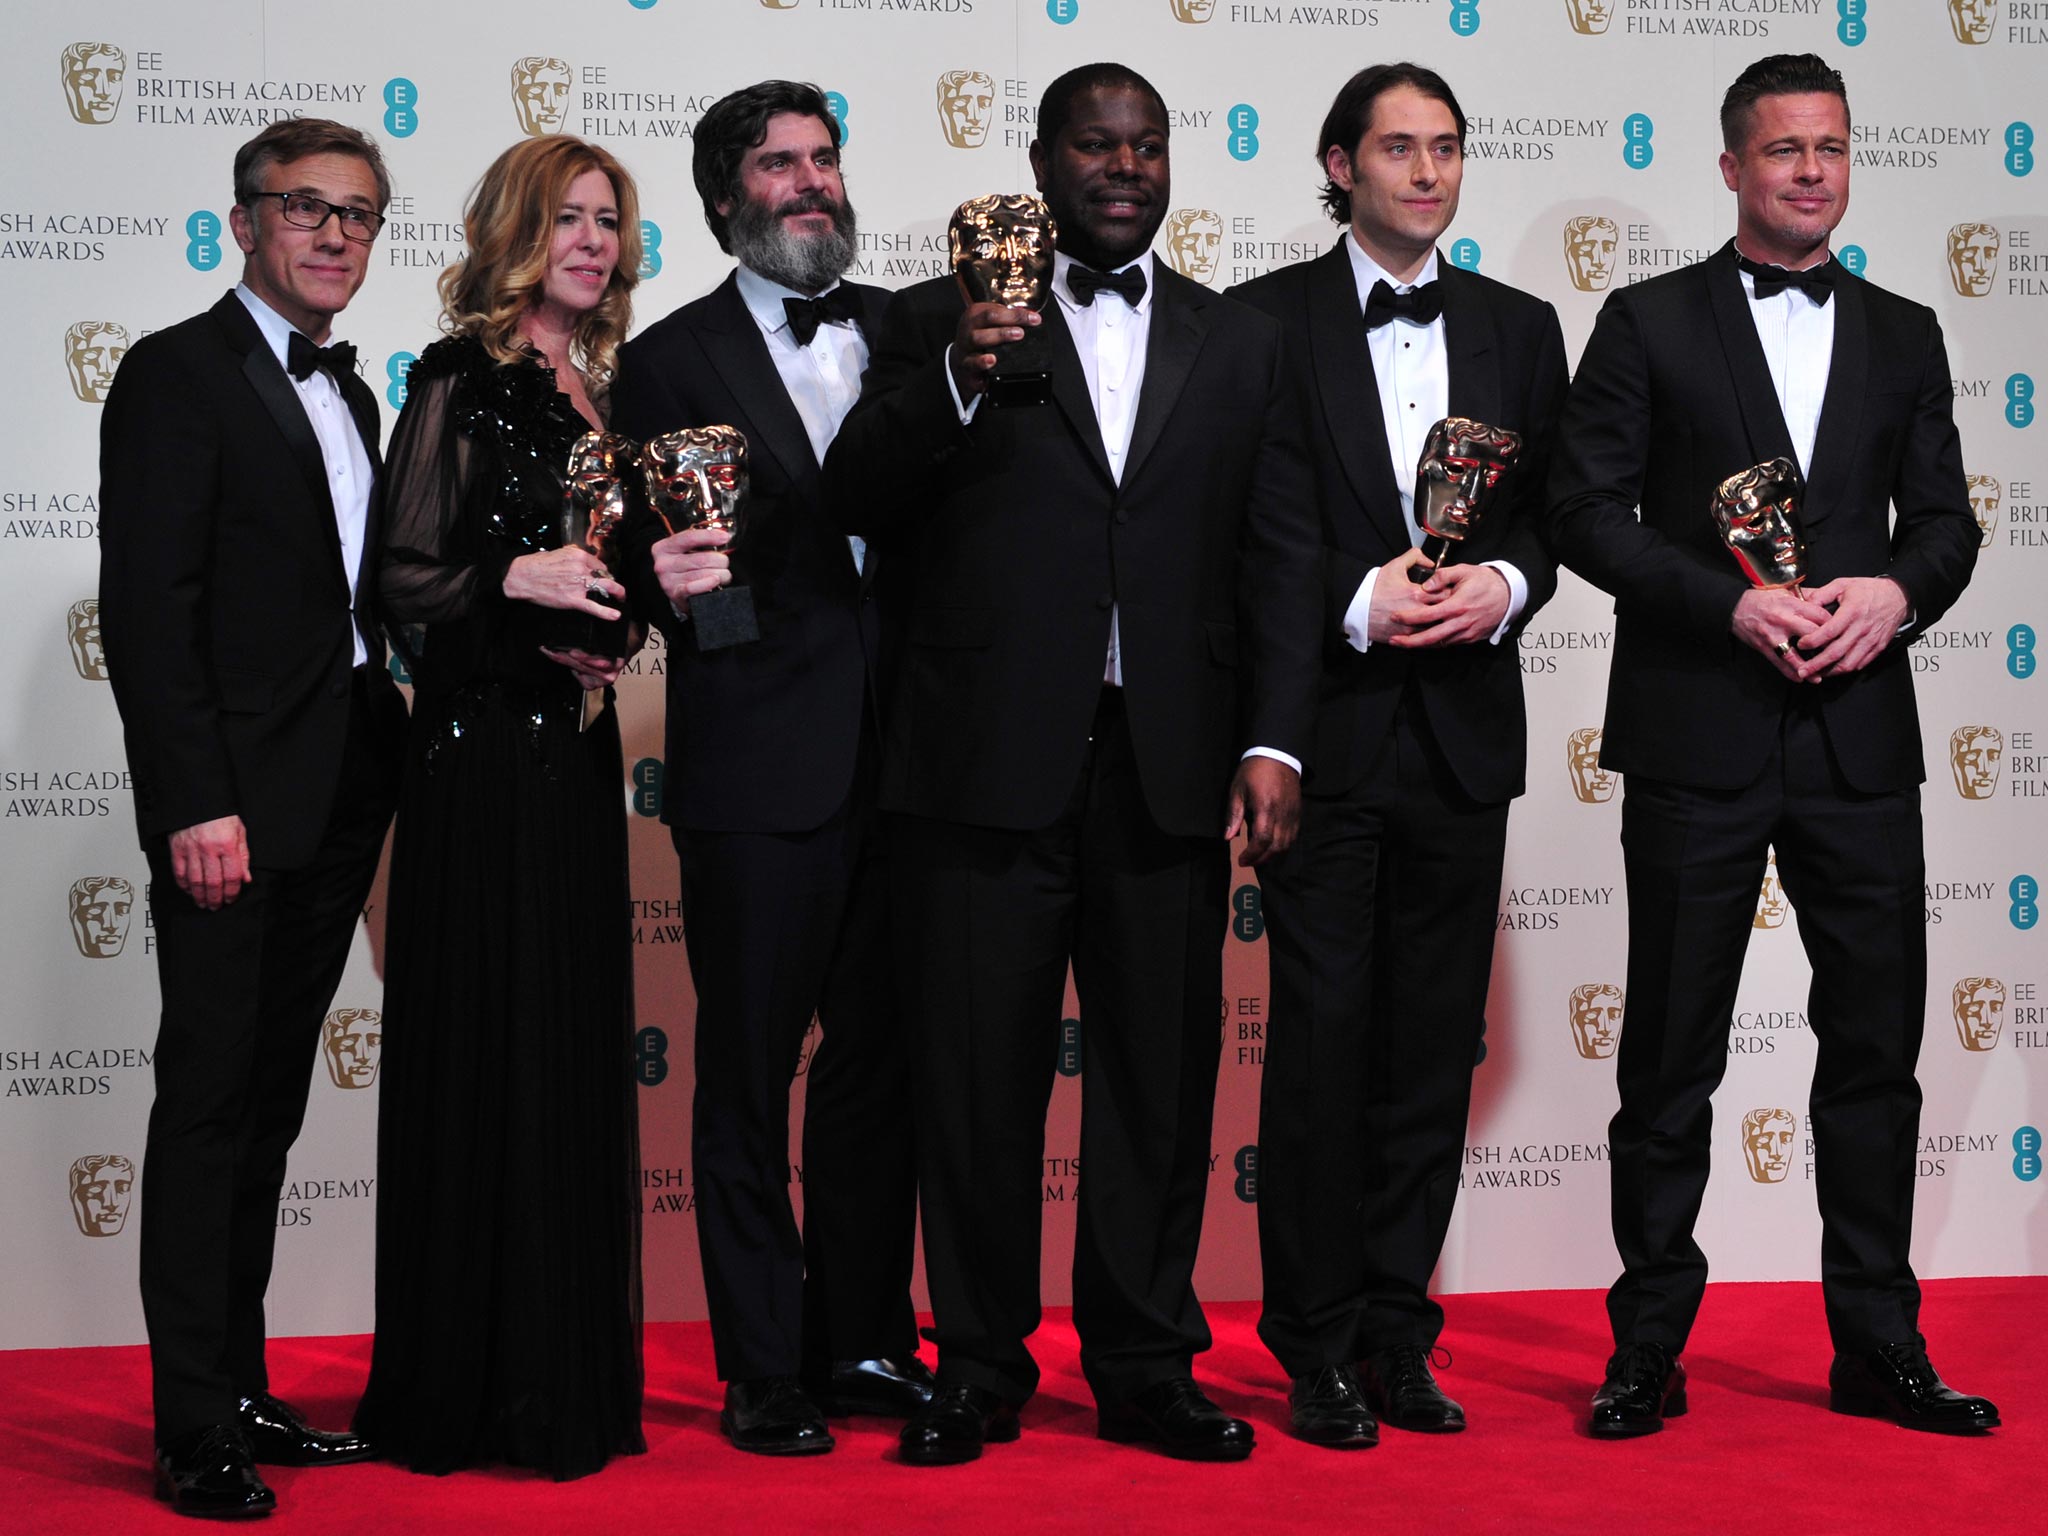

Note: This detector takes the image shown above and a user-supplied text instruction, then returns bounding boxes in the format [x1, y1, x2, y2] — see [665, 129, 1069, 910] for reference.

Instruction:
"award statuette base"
[982, 329, 1053, 409]
[521, 595, 633, 659]
[692, 585, 759, 650]
[1406, 534, 1460, 585]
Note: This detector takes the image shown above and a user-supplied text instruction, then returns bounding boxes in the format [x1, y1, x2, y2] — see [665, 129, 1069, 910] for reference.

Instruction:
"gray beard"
[730, 192, 858, 296]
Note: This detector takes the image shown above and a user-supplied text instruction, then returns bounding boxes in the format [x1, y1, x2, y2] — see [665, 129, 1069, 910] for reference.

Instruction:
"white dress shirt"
[1737, 256, 1835, 476]
[735, 263, 870, 573]
[235, 283, 371, 666]
[1338, 235, 1527, 655]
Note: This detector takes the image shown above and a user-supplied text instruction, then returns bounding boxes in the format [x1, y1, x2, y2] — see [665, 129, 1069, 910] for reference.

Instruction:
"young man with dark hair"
[1547, 53, 1996, 1438]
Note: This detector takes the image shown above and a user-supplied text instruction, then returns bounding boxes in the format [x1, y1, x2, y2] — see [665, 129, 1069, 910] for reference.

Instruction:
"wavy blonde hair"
[439, 135, 643, 387]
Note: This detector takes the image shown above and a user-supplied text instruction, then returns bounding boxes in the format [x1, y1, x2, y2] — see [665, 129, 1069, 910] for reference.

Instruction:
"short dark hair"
[1316, 63, 1466, 226]
[693, 80, 842, 254]
[1720, 53, 1849, 152]
[233, 118, 392, 212]
[1034, 62, 1168, 150]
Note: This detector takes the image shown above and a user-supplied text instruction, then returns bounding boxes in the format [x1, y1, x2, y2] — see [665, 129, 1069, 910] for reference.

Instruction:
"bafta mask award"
[642, 425, 759, 650]
[951, 192, 1057, 408]
[535, 429, 635, 659]
[1711, 457, 1807, 591]
[1407, 417, 1524, 584]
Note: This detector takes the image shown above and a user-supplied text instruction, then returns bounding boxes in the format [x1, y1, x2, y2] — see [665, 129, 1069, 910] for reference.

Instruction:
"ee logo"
[631, 758, 664, 818]
[1046, 0, 1079, 20]
[1449, 238, 1481, 271]
[1839, 245, 1867, 276]
[2012, 874, 2040, 931]
[1623, 114, 1654, 170]
[386, 351, 415, 410]
[1234, 1145, 1259, 1203]
[1836, 0, 1866, 47]
[185, 211, 221, 271]
[2016, 1127, 2043, 1183]
[387, 651, 412, 686]
[2011, 624, 2038, 680]
[635, 1026, 669, 1086]
[639, 221, 663, 280]
[1058, 1017, 1082, 1077]
[2009, 122, 2036, 178]
[1449, 0, 1481, 35]
[824, 91, 850, 148]
[1231, 885, 1264, 943]
[383, 78, 418, 138]
[2008, 373, 2036, 429]
[1227, 104, 1259, 162]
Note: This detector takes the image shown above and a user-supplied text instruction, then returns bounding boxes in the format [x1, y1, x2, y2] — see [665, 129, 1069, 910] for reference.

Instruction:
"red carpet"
[3, 1279, 2039, 1534]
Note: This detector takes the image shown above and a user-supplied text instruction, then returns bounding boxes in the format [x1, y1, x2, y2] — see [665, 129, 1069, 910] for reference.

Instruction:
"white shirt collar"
[1052, 249, 1154, 314]
[1344, 234, 1440, 310]
[735, 264, 846, 337]
[234, 282, 332, 374]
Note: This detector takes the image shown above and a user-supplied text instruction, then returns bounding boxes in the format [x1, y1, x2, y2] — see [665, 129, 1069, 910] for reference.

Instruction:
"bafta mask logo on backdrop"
[1740, 1108, 1797, 1184]
[321, 1008, 383, 1089]
[1563, 216, 1620, 292]
[69, 876, 135, 958]
[510, 57, 571, 137]
[1953, 976, 2007, 1051]
[1566, 727, 1615, 803]
[1170, 0, 1219, 20]
[65, 321, 129, 404]
[1947, 223, 2001, 298]
[68, 599, 108, 680]
[1163, 209, 1223, 284]
[1948, 0, 1998, 44]
[60, 42, 126, 125]
[760, 0, 801, 7]
[1754, 852, 1789, 929]
[1565, 0, 1614, 35]
[792, 1015, 821, 1078]
[69, 1154, 136, 1236]
[935, 70, 994, 149]
[1967, 474, 2002, 547]
[1568, 983, 1625, 1060]
[1951, 724, 2004, 799]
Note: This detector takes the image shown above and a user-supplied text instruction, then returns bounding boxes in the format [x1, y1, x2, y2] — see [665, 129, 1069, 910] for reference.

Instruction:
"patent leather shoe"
[1098, 1377, 1254, 1461]
[899, 1383, 1020, 1466]
[1589, 1344, 1686, 1438]
[1287, 1365, 1378, 1449]
[1829, 1339, 1999, 1432]
[804, 1355, 939, 1417]
[236, 1392, 375, 1467]
[721, 1377, 834, 1455]
[155, 1424, 275, 1520]
[1362, 1344, 1466, 1433]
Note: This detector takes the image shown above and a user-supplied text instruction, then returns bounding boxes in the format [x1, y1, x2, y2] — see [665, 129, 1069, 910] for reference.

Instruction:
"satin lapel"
[1704, 244, 1798, 470]
[1801, 274, 1867, 532]
[1040, 301, 1115, 487]
[1123, 272, 1207, 485]
[216, 298, 342, 554]
[342, 371, 385, 634]
[695, 274, 819, 488]
[1441, 266, 1501, 430]
[1307, 244, 1405, 549]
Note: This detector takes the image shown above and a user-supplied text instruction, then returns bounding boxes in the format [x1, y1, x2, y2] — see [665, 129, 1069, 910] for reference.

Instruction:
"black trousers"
[1608, 693, 1925, 1353]
[891, 688, 1230, 1407]
[141, 675, 398, 1442]
[674, 729, 918, 1382]
[1254, 690, 1509, 1376]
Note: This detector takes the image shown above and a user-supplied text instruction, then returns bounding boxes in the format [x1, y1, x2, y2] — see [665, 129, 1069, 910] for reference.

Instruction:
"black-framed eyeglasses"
[253, 191, 384, 243]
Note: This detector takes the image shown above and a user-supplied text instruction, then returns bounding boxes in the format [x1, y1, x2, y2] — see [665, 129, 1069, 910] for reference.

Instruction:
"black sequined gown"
[354, 335, 643, 1480]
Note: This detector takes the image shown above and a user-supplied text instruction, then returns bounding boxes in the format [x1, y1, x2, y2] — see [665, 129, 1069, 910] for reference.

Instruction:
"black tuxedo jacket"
[99, 291, 406, 869]
[820, 265, 1321, 839]
[1545, 242, 1978, 793]
[612, 273, 895, 835]
[1229, 245, 1568, 805]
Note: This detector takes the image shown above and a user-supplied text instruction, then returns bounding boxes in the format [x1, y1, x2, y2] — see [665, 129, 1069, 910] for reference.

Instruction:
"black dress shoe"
[1098, 1378, 1255, 1462]
[1829, 1339, 2000, 1433]
[1287, 1365, 1378, 1449]
[803, 1356, 939, 1418]
[1362, 1344, 1466, 1433]
[155, 1425, 275, 1520]
[899, 1383, 1021, 1466]
[721, 1377, 834, 1455]
[236, 1392, 375, 1467]
[1589, 1343, 1686, 1438]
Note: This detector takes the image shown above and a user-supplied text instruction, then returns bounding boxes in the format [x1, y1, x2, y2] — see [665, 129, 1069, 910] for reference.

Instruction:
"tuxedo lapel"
[212, 296, 344, 569]
[1040, 301, 1115, 487]
[1441, 266, 1501, 429]
[1703, 244, 1798, 472]
[1801, 272, 1868, 532]
[1306, 244, 1405, 549]
[1123, 272, 1207, 485]
[695, 273, 820, 488]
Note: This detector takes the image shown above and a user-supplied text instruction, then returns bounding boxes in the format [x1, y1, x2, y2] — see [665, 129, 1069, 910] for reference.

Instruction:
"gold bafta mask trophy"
[1408, 417, 1524, 584]
[642, 425, 758, 649]
[525, 429, 639, 660]
[1711, 457, 1807, 591]
[951, 193, 1058, 408]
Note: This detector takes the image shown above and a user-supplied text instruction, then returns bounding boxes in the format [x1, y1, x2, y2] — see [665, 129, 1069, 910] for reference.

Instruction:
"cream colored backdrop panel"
[2, 0, 2040, 1349]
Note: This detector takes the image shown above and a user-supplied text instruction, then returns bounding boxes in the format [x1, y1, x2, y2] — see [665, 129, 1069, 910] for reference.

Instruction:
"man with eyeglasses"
[99, 118, 409, 1518]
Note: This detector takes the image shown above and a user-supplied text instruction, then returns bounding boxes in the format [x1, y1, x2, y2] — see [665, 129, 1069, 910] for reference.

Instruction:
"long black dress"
[354, 334, 644, 1480]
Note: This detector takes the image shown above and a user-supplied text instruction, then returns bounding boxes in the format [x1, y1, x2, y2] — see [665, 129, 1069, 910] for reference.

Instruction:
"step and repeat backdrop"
[2, 0, 2042, 1351]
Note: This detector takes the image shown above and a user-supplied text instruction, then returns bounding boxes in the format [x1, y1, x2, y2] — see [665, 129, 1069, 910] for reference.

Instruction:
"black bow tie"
[1737, 253, 1837, 306]
[1067, 263, 1147, 308]
[286, 331, 356, 383]
[1362, 279, 1443, 329]
[783, 287, 860, 346]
